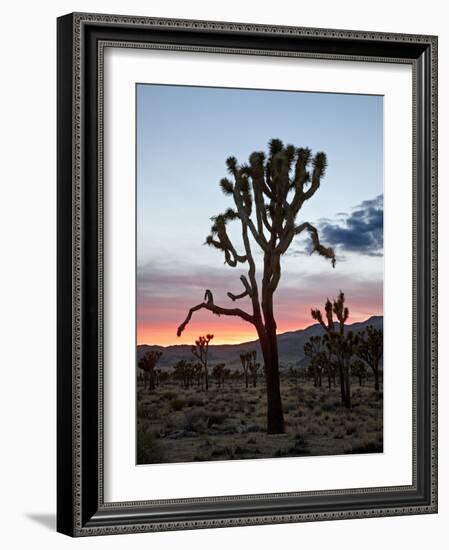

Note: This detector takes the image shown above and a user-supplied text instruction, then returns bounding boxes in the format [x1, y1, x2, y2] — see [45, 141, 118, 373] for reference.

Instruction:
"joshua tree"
[311, 292, 357, 408]
[177, 139, 335, 433]
[239, 352, 250, 390]
[173, 359, 187, 388]
[249, 360, 260, 387]
[223, 367, 231, 386]
[193, 363, 204, 390]
[212, 363, 226, 388]
[240, 351, 259, 389]
[351, 359, 367, 387]
[138, 350, 163, 391]
[191, 334, 214, 391]
[357, 326, 383, 392]
[304, 335, 325, 388]
[173, 360, 197, 389]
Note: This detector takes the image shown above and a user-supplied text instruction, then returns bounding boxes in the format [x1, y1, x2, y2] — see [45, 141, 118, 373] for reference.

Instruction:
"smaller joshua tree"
[212, 363, 226, 389]
[173, 360, 197, 389]
[357, 326, 383, 392]
[249, 358, 260, 388]
[351, 359, 367, 387]
[138, 350, 163, 391]
[304, 335, 325, 388]
[191, 334, 214, 391]
[193, 363, 204, 390]
[240, 351, 258, 389]
[311, 292, 358, 408]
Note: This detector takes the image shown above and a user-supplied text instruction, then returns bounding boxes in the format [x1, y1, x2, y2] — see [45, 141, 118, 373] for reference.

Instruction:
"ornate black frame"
[57, 12, 438, 537]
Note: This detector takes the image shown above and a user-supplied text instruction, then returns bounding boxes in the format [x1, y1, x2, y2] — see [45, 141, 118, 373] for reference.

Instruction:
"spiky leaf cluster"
[205, 138, 335, 269]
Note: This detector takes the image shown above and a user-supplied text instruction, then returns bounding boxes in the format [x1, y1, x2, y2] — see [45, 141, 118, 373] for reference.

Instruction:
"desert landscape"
[137, 316, 383, 464]
[136, 89, 385, 465]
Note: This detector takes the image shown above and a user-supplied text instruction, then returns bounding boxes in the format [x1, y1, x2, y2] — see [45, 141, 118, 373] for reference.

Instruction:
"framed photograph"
[57, 12, 438, 536]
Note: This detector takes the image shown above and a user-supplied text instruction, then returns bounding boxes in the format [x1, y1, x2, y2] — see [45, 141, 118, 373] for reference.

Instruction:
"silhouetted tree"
[240, 351, 259, 388]
[193, 363, 204, 390]
[138, 350, 163, 391]
[212, 363, 226, 388]
[178, 139, 335, 433]
[351, 359, 367, 387]
[357, 326, 383, 392]
[240, 352, 251, 390]
[311, 292, 357, 408]
[191, 334, 214, 391]
[304, 335, 325, 388]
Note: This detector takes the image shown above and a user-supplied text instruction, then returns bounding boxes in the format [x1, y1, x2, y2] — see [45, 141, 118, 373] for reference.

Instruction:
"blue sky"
[136, 84, 384, 345]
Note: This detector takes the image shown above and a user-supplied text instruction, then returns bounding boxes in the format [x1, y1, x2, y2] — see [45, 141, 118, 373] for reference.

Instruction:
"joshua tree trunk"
[338, 363, 346, 404]
[148, 371, 155, 391]
[258, 318, 284, 434]
[344, 365, 351, 409]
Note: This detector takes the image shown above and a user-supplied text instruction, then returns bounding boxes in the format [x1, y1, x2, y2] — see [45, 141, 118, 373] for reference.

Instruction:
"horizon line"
[137, 314, 383, 348]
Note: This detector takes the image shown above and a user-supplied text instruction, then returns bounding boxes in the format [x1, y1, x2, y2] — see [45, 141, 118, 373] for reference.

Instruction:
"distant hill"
[137, 316, 383, 370]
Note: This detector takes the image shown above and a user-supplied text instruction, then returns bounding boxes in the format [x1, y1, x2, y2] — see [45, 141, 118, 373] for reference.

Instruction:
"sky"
[137, 84, 384, 345]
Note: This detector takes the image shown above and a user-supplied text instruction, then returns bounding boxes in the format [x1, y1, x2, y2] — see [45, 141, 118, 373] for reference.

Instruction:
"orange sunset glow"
[137, 299, 383, 346]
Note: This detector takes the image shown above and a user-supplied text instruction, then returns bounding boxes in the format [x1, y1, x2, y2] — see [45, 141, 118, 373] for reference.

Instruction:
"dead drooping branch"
[177, 289, 254, 337]
[293, 222, 336, 267]
[227, 275, 253, 301]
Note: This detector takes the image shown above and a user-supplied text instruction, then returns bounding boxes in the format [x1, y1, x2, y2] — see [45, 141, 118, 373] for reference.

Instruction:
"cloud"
[319, 194, 383, 256]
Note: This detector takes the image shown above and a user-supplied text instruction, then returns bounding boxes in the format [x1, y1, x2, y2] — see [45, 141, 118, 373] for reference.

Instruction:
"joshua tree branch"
[294, 222, 336, 267]
[227, 275, 253, 301]
[177, 290, 254, 337]
[233, 188, 268, 251]
[227, 288, 249, 301]
[301, 171, 321, 202]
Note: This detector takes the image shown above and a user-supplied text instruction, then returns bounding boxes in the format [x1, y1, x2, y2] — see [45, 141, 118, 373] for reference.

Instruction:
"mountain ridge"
[138, 315, 383, 369]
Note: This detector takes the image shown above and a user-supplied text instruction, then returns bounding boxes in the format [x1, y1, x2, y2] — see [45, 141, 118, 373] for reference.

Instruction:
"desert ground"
[137, 374, 383, 464]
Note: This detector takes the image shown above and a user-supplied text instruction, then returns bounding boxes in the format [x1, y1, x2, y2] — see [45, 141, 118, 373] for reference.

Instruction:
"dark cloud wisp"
[320, 194, 383, 256]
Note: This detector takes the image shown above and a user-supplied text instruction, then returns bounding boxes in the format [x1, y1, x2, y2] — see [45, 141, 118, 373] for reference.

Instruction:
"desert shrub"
[344, 436, 383, 454]
[345, 422, 358, 436]
[233, 399, 246, 413]
[137, 429, 165, 464]
[137, 403, 161, 420]
[334, 426, 346, 439]
[365, 419, 381, 432]
[170, 398, 186, 411]
[247, 424, 264, 433]
[183, 409, 209, 433]
[161, 391, 178, 400]
[305, 420, 321, 435]
[283, 402, 297, 414]
[212, 445, 253, 459]
[187, 397, 204, 407]
[321, 401, 340, 412]
[207, 413, 227, 427]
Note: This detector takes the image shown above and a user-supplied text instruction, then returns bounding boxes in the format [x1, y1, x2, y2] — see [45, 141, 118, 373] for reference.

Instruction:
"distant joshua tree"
[240, 351, 259, 389]
[177, 139, 335, 434]
[191, 334, 214, 391]
[193, 363, 204, 390]
[351, 359, 367, 387]
[304, 335, 325, 388]
[138, 350, 163, 391]
[357, 326, 383, 392]
[212, 363, 226, 388]
[311, 292, 357, 408]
